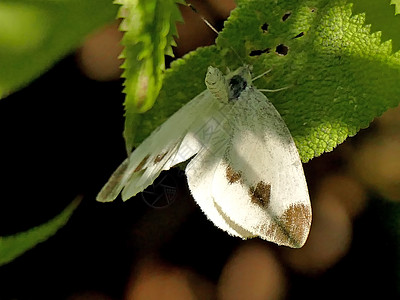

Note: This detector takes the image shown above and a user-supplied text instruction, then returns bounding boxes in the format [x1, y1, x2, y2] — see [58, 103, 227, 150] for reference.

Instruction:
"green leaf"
[117, 0, 185, 153]
[133, 0, 400, 162]
[0, 0, 118, 98]
[391, 0, 400, 15]
[0, 196, 81, 266]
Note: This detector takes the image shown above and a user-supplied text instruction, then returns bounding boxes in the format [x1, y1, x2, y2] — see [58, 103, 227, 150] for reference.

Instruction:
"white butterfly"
[97, 65, 311, 248]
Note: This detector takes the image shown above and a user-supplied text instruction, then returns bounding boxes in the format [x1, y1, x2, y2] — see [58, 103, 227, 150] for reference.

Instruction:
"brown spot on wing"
[260, 203, 312, 248]
[134, 155, 150, 172]
[226, 165, 242, 184]
[280, 203, 311, 247]
[154, 151, 168, 163]
[249, 181, 271, 207]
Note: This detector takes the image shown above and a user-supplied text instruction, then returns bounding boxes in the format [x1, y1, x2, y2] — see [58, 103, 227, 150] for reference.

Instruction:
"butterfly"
[97, 65, 311, 248]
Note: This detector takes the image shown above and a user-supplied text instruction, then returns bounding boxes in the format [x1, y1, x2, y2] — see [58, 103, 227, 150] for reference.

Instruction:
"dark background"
[0, 53, 398, 300]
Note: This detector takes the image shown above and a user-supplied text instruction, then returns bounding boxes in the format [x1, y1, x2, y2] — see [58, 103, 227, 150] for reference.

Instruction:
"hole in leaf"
[275, 44, 289, 56]
[310, 8, 316, 12]
[249, 48, 271, 56]
[282, 12, 291, 21]
[292, 32, 304, 39]
[261, 23, 269, 33]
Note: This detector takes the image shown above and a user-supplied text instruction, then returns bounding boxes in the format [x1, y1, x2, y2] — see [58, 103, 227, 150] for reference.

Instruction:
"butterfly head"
[205, 65, 253, 103]
[226, 65, 253, 84]
[226, 65, 252, 101]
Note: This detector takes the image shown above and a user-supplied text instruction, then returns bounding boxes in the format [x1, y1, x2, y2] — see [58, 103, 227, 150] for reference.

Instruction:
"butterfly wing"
[186, 86, 311, 247]
[97, 89, 221, 202]
[210, 88, 311, 248]
[185, 105, 256, 238]
[96, 158, 132, 202]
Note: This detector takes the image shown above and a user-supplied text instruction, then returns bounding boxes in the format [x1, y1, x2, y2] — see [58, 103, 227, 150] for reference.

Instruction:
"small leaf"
[117, 0, 185, 153]
[391, 0, 400, 15]
[0, 0, 118, 99]
[0, 196, 81, 266]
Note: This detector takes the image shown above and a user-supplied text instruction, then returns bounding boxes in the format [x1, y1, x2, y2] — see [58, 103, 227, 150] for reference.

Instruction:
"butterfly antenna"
[251, 69, 272, 82]
[187, 3, 219, 34]
[186, 4, 292, 95]
[186, 2, 245, 65]
[258, 85, 293, 93]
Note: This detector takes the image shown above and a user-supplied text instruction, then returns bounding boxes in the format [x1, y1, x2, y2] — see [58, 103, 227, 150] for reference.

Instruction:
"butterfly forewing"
[97, 90, 218, 202]
[210, 88, 311, 248]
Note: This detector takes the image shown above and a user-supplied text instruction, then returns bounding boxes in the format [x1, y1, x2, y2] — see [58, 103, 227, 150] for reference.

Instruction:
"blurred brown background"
[0, 0, 399, 299]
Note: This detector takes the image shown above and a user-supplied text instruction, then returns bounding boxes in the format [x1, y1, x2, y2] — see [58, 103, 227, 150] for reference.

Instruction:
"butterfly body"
[97, 65, 311, 248]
